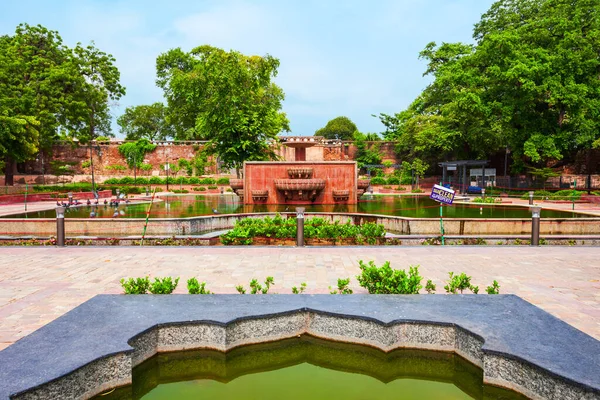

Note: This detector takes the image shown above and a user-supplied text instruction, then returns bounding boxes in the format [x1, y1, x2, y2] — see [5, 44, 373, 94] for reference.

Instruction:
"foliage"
[208, 185, 218, 190]
[444, 272, 478, 294]
[315, 116, 358, 140]
[187, 277, 212, 294]
[149, 176, 164, 184]
[118, 176, 135, 184]
[50, 161, 76, 180]
[120, 277, 150, 294]
[216, 177, 230, 185]
[386, 176, 400, 185]
[354, 131, 383, 169]
[379, 0, 600, 169]
[411, 188, 424, 194]
[486, 280, 500, 295]
[370, 177, 386, 185]
[356, 260, 423, 294]
[220, 215, 385, 245]
[292, 282, 307, 294]
[105, 164, 127, 171]
[472, 197, 501, 204]
[117, 102, 174, 140]
[329, 278, 353, 294]
[520, 190, 585, 200]
[172, 189, 189, 194]
[199, 177, 216, 185]
[425, 279, 436, 294]
[118, 139, 157, 169]
[139, 163, 153, 172]
[193, 186, 207, 191]
[148, 277, 180, 294]
[236, 277, 275, 294]
[81, 160, 91, 168]
[156, 45, 290, 176]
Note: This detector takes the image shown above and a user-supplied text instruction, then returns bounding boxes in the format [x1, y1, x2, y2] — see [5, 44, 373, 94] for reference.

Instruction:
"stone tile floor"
[0, 246, 598, 351]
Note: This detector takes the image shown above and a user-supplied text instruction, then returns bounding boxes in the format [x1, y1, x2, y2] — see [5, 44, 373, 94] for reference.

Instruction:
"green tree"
[118, 139, 157, 168]
[315, 116, 358, 140]
[381, 0, 600, 171]
[353, 131, 383, 169]
[0, 25, 75, 185]
[156, 45, 289, 177]
[117, 102, 174, 140]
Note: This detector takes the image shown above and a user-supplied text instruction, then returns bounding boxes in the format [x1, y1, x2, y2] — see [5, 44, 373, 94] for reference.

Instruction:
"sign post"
[430, 184, 456, 245]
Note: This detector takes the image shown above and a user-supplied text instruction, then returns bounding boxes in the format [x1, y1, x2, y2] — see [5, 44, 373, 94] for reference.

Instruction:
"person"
[103, 199, 108, 205]
[86, 199, 91, 206]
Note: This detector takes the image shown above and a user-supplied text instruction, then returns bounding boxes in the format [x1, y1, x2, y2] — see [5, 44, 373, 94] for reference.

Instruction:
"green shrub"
[216, 177, 230, 185]
[394, 186, 406, 191]
[188, 177, 200, 184]
[520, 190, 552, 200]
[174, 176, 190, 185]
[120, 277, 150, 294]
[370, 176, 386, 185]
[172, 189, 189, 194]
[139, 163, 153, 172]
[149, 176, 164, 184]
[356, 260, 422, 294]
[329, 278, 353, 294]
[551, 190, 585, 200]
[411, 188, 424, 193]
[113, 186, 142, 195]
[292, 282, 307, 294]
[81, 160, 91, 168]
[386, 176, 400, 185]
[187, 277, 212, 294]
[102, 178, 120, 185]
[236, 277, 275, 294]
[208, 185, 218, 189]
[199, 177, 216, 185]
[106, 164, 127, 171]
[148, 277, 180, 294]
[135, 177, 149, 185]
[119, 176, 135, 185]
[486, 280, 500, 295]
[32, 183, 95, 193]
[193, 187, 207, 191]
[425, 279, 436, 294]
[444, 272, 478, 294]
[472, 197, 500, 204]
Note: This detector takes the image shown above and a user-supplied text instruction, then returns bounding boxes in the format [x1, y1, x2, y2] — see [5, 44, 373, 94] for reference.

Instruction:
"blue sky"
[1, 0, 495, 137]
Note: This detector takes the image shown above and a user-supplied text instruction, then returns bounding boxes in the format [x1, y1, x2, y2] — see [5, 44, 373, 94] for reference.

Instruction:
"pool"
[3, 194, 588, 219]
[94, 335, 527, 400]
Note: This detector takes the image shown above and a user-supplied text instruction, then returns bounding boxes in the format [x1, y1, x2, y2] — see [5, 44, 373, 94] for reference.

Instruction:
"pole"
[439, 182, 445, 246]
[572, 179, 576, 210]
[56, 206, 65, 247]
[141, 188, 157, 246]
[529, 191, 534, 205]
[166, 163, 170, 192]
[530, 206, 541, 246]
[24, 183, 28, 213]
[296, 207, 305, 247]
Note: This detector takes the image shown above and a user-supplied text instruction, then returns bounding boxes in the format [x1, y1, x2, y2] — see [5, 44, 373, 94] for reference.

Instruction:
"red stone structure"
[238, 161, 359, 205]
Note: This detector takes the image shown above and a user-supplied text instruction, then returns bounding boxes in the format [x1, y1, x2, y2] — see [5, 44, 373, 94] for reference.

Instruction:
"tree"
[380, 0, 600, 172]
[156, 45, 289, 177]
[0, 25, 76, 185]
[353, 131, 382, 170]
[117, 102, 174, 140]
[118, 139, 157, 168]
[315, 116, 358, 140]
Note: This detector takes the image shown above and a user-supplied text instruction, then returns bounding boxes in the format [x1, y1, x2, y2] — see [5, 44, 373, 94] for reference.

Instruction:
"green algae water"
[95, 336, 527, 400]
[5, 194, 588, 219]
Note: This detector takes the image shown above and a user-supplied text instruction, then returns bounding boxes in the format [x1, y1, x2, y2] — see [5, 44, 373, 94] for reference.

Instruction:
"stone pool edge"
[2, 295, 600, 400]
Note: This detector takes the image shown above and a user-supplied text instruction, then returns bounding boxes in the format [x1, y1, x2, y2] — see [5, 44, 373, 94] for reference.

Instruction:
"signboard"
[430, 184, 455, 205]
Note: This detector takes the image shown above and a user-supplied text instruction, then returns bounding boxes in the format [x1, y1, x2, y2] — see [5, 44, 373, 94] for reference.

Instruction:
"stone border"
[1, 295, 599, 400]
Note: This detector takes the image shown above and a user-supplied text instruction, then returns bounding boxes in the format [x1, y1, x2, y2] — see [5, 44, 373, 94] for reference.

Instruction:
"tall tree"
[0, 24, 75, 185]
[315, 116, 358, 140]
[381, 0, 600, 172]
[156, 45, 289, 177]
[117, 102, 174, 140]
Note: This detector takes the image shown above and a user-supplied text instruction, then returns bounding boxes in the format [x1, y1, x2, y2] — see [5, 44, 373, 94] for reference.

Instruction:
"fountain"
[231, 136, 367, 205]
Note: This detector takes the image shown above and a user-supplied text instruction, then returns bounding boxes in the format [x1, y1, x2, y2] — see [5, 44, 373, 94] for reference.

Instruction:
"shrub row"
[102, 176, 229, 185]
[520, 189, 586, 201]
[220, 214, 386, 245]
[120, 262, 501, 296]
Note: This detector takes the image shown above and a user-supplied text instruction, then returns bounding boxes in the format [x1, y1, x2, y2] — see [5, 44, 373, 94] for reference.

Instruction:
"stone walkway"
[0, 246, 598, 351]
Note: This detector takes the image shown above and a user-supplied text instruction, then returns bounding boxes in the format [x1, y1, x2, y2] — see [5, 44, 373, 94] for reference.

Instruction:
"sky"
[1, 0, 496, 137]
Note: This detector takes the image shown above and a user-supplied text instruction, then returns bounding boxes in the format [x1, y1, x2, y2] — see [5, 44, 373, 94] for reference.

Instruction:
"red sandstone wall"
[243, 162, 357, 205]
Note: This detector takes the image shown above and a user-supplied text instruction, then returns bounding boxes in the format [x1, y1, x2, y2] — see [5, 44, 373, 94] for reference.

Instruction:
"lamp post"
[530, 206, 541, 246]
[56, 206, 65, 247]
[165, 162, 170, 191]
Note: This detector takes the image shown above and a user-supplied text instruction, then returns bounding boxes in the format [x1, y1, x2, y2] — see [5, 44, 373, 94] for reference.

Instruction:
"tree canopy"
[156, 45, 289, 176]
[380, 0, 600, 172]
[315, 116, 358, 140]
[0, 24, 124, 184]
[117, 102, 174, 141]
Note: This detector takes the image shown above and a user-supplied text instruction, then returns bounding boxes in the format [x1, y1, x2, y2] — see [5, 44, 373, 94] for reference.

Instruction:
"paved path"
[0, 246, 598, 351]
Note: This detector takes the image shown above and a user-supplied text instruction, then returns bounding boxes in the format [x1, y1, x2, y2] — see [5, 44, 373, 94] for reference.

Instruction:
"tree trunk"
[4, 157, 15, 186]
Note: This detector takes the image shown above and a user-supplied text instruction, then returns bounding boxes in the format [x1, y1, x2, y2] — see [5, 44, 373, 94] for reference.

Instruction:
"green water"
[95, 336, 527, 400]
[4, 194, 588, 219]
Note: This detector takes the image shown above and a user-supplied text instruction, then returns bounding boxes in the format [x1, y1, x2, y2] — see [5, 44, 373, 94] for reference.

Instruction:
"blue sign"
[430, 184, 455, 205]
